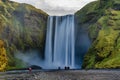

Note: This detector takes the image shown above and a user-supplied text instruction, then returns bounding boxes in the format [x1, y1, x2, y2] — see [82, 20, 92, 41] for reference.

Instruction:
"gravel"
[0, 69, 120, 80]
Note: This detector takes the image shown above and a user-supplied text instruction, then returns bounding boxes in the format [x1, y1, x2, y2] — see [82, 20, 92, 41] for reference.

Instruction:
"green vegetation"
[75, 0, 120, 69]
[0, 0, 48, 70]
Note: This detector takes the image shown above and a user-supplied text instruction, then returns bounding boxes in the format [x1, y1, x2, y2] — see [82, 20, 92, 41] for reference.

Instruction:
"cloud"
[10, 0, 97, 15]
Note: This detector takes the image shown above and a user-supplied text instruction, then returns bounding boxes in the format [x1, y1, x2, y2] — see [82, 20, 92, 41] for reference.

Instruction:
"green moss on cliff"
[0, 0, 48, 70]
[78, 0, 120, 69]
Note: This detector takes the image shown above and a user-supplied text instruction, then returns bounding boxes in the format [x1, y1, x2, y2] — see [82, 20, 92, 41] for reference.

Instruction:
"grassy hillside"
[0, 0, 48, 70]
[75, 0, 120, 69]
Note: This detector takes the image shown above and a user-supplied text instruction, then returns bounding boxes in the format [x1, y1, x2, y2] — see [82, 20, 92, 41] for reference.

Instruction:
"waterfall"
[14, 15, 91, 69]
[45, 15, 76, 69]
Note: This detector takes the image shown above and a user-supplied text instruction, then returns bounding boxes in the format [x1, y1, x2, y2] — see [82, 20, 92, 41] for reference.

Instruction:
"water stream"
[45, 15, 76, 69]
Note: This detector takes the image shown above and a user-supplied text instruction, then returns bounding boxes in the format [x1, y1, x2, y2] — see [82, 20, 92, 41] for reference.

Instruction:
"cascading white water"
[45, 15, 76, 69]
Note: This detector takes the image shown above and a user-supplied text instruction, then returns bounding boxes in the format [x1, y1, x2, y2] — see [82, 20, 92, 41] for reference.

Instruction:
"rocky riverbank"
[0, 70, 120, 80]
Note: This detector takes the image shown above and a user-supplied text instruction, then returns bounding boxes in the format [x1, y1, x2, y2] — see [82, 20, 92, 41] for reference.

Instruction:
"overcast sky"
[10, 0, 97, 16]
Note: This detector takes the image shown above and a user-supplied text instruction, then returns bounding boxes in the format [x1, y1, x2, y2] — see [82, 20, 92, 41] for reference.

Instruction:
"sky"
[10, 0, 97, 16]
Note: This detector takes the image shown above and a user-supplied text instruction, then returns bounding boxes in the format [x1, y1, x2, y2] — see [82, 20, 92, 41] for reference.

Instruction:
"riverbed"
[0, 69, 120, 80]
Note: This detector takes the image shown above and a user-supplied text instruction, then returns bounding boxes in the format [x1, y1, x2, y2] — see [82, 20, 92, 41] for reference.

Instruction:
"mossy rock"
[75, 0, 120, 69]
[0, 0, 48, 70]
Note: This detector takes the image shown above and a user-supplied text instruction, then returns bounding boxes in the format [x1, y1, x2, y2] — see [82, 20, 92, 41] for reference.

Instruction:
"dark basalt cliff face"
[0, 0, 48, 70]
[75, 0, 120, 69]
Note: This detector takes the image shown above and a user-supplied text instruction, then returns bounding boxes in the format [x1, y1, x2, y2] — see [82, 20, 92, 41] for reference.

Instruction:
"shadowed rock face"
[75, 0, 120, 69]
[30, 65, 42, 69]
[0, 0, 48, 69]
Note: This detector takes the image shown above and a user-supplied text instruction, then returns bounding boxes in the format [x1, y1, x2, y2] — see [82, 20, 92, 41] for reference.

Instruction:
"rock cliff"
[75, 0, 120, 69]
[0, 0, 48, 70]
